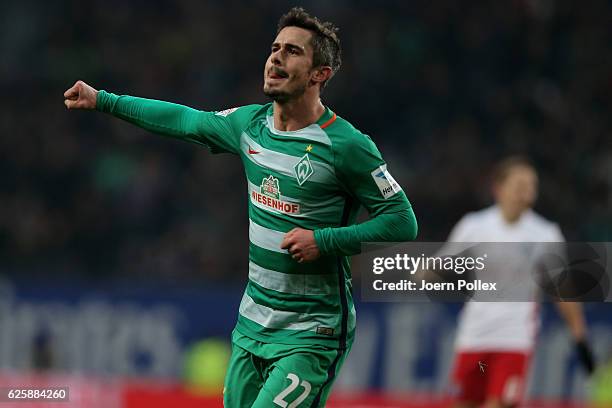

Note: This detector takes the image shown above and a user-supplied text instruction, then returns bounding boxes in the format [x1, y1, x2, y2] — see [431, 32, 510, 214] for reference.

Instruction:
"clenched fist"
[64, 80, 98, 110]
[280, 228, 321, 263]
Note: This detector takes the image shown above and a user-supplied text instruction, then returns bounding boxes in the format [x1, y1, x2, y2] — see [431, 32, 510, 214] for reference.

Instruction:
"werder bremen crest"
[294, 154, 314, 185]
[261, 175, 281, 199]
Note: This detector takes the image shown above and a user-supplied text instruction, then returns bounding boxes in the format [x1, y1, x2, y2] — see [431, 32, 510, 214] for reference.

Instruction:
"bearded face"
[263, 27, 316, 103]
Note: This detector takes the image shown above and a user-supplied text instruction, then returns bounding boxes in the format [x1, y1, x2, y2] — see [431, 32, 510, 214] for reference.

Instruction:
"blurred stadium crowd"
[1, 0, 610, 282]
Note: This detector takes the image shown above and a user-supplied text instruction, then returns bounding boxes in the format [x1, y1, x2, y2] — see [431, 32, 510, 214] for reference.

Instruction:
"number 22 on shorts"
[273, 373, 312, 408]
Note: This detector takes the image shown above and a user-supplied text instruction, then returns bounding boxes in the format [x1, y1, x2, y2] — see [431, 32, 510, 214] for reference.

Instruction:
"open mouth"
[269, 68, 289, 79]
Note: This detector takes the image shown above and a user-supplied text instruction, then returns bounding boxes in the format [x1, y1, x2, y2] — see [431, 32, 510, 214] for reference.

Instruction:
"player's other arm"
[281, 132, 416, 262]
[313, 133, 417, 257]
[556, 301, 587, 340]
[64, 80, 253, 153]
[282, 207, 416, 262]
[542, 225, 595, 374]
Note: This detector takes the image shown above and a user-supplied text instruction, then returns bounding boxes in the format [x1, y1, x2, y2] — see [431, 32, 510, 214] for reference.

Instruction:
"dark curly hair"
[277, 7, 342, 89]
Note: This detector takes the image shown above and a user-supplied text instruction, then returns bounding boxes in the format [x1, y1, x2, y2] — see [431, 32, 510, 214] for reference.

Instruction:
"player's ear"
[310, 66, 333, 86]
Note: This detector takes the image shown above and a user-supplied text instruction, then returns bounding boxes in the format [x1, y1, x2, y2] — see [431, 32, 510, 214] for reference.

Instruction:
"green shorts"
[223, 331, 350, 408]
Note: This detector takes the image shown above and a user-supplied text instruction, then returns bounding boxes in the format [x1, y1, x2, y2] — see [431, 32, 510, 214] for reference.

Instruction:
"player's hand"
[575, 339, 596, 375]
[64, 80, 98, 110]
[281, 228, 320, 263]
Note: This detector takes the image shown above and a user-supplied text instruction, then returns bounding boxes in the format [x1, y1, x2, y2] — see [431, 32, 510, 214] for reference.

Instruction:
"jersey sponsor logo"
[371, 164, 402, 199]
[294, 154, 314, 185]
[261, 175, 280, 199]
[214, 107, 238, 117]
[251, 175, 300, 214]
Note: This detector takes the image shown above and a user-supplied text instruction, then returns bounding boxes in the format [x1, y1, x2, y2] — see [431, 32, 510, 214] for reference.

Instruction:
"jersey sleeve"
[96, 90, 260, 154]
[313, 130, 417, 256]
[195, 106, 261, 153]
[334, 132, 412, 215]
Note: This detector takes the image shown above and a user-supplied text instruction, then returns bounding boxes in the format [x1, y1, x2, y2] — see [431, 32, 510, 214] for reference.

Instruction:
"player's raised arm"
[63, 80, 261, 154]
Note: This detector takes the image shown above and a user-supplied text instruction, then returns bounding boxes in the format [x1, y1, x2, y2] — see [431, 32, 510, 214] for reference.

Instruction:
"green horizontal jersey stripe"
[248, 243, 338, 278]
[96, 94, 416, 350]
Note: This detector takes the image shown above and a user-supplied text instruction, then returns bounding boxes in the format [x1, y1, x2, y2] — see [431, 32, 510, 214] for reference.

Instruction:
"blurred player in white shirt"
[448, 157, 594, 408]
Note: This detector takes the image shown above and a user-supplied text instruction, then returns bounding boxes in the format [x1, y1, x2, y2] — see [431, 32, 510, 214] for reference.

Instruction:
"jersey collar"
[266, 105, 335, 133]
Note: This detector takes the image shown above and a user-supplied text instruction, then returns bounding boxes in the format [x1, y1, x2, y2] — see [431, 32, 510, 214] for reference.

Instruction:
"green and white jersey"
[96, 93, 414, 350]
[194, 103, 410, 350]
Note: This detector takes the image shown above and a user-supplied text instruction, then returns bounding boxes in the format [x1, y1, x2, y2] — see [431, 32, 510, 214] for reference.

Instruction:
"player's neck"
[273, 94, 325, 131]
[498, 204, 525, 224]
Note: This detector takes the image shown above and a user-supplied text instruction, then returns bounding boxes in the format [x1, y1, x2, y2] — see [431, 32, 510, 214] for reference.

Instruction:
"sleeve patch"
[371, 165, 402, 199]
[215, 107, 239, 117]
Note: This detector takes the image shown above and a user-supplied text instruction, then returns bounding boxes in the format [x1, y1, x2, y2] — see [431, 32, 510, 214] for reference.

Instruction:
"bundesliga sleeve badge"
[371, 164, 402, 198]
[215, 107, 239, 117]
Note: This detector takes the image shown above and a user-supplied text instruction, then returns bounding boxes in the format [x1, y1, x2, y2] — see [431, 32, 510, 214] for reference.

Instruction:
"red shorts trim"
[451, 351, 530, 405]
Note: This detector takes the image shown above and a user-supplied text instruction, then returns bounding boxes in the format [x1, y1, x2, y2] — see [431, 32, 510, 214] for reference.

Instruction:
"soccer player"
[64, 7, 417, 407]
[447, 157, 594, 408]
